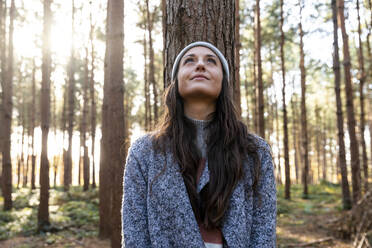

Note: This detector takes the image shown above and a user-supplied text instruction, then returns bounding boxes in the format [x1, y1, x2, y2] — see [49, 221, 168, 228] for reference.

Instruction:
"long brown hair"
[152, 74, 261, 229]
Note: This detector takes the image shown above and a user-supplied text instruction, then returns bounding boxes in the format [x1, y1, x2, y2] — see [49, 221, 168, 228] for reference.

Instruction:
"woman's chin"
[181, 90, 219, 101]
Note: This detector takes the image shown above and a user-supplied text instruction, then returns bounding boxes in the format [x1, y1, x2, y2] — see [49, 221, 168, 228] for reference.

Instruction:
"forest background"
[0, 0, 371, 247]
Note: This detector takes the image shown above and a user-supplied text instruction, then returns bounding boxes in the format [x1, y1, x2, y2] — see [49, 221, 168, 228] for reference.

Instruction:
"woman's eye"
[207, 58, 216, 64]
[184, 58, 194, 64]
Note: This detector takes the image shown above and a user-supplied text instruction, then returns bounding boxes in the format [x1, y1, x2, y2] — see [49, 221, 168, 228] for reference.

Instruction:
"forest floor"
[0, 183, 354, 248]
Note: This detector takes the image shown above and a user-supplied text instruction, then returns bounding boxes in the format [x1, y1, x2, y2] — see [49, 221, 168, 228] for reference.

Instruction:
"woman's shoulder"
[128, 132, 156, 157]
[247, 133, 272, 153]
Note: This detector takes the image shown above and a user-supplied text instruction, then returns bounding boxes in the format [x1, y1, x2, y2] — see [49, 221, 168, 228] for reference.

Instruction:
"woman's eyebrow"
[206, 54, 217, 58]
[184, 54, 195, 58]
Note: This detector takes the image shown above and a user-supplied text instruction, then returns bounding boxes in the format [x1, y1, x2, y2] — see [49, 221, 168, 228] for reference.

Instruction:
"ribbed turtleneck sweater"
[186, 116, 223, 248]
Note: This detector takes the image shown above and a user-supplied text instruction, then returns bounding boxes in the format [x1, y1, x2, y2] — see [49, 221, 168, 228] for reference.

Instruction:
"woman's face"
[177, 46, 223, 103]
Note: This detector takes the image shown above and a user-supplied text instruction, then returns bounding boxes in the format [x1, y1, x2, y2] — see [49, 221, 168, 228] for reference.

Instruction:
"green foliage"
[277, 183, 343, 218]
[0, 186, 99, 242]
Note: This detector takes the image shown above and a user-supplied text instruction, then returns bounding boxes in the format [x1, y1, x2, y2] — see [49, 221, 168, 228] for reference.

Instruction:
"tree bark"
[290, 85, 299, 184]
[338, 0, 361, 204]
[65, 0, 76, 191]
[2, 0, 14, 211]
[280, 0, 290, 200]
[82, 47, 90, 191]
[255, 0, 264, 138]
[234, 0, 241, 116]
[356, 0, 368, 192]
[0, 0, 6, 171]
[38, 0, 51, 231]
[143, 33, 151, 131]
[146, 0, 158, 125]
[315, 106, 321, 182]
[322, 120, 327, 181]
[274, 85, 282, 185]
[31, 59, 36, 190]
[163, 0, 236, 99]
[243, 64, 250, 129]
[89, 4, 96, 189]
[100, 1, 126, 246]
[299, 1, 309, 198]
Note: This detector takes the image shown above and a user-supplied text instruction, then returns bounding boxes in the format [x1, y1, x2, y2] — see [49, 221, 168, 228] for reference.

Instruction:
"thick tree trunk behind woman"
[163, 0, 237, 105]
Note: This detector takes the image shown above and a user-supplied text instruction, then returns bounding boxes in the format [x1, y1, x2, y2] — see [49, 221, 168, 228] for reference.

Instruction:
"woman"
[122, 41, 276, 248]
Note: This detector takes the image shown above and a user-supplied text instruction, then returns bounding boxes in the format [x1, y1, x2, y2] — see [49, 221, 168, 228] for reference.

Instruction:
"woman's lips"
[191, 75, 208, 80]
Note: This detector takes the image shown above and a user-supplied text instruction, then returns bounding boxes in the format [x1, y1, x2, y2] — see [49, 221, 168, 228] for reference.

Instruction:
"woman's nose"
[195, 59, 205, 71]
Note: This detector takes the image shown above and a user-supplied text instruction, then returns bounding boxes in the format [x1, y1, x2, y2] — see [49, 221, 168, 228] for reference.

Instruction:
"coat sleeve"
[249, 143, 277, 248]
[122, 144, 151, 247]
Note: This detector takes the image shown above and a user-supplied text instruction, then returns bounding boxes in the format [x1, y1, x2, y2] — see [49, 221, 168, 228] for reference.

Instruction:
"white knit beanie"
[171, 41, 230, 82]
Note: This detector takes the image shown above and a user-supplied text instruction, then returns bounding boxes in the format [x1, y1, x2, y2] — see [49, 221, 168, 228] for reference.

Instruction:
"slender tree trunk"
[100, 1, 126, 246]
[234, 0, 241, 116]
[30, 60, 36, 190]
[82, 47, 90, 191]
[143, 33, 150, 131]
[255, 0, 264, 138]
[280, 0, 290, 200]
[20, 126, 25, 187]
[274, 87, 282, 185]
[2, 0, 14, 211]
[161, 0, 166, 89]
[38, 0, 51, 231]
[146, 0, 158, 124]
[65, 0, 75, 191]
[0, 0, 6, 173]
[314, 106, 321, 182]
[243, 64, 250, 129]
[338, 0, 361, 204]
[322, 120, 327, 181]
[356, 0, 368, 191]
[291, 86, 299, 184]
[163, 0, 236, 91]
[89, 5, 96, 189]
[17, 156, 21, 189]
[252, 45, 258, 134]
[299, 1, 309, 197]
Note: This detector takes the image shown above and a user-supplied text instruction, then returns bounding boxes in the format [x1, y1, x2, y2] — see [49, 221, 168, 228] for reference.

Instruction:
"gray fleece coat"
[121, 134, 276, 248]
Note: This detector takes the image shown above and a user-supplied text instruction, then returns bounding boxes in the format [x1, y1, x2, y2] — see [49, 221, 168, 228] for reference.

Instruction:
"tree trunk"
[163, 0, 236, 95]
[17, 156, 21, 189]
[234, 0, 241, 116]
[82, 47, 90, 191]
[31, 60, 36, 190]
[280, 0, 290, 200]
[0, 0, 6, 174]
[338, 0, 361, 204]
[143, 33, 151, 131]
[274, 86, 282, 185]
[65, 0, 76, 191]
[299, 1, 309, 198]
[356, 0, 368, 192]
[146, 0, 158, 125]
[322, 120, 327, 181]
[2, 0, 14, 211]
[315, 106, 321, 182]
[255, 0, 264, 138]
[89, 5, 96, 189]
[38, 0, 51, 231]
[290, 86, 299, 184]
[243, 64, 250, 129]
[100, 1, 126, 247]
